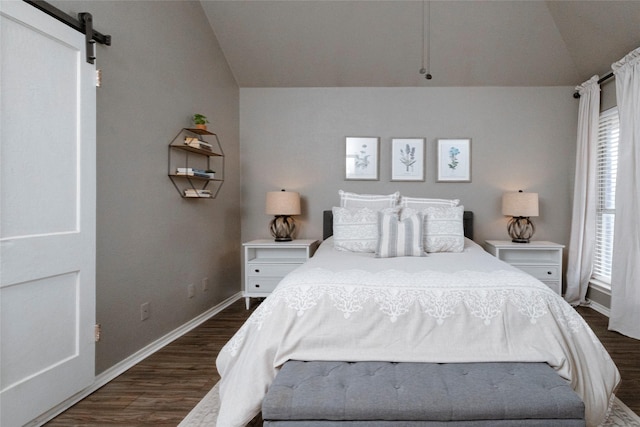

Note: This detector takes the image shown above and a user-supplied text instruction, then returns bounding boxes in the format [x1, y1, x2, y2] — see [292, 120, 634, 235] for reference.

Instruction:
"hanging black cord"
[425, 1, 432, 80]
[418, 1, 433, 80]
[419, 1, 426, 75]
[573, 72, 614, 98]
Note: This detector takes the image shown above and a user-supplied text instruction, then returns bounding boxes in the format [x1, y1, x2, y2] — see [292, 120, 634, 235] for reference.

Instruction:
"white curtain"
[565, 76, 600, 306]
[609, 47, 640, 339]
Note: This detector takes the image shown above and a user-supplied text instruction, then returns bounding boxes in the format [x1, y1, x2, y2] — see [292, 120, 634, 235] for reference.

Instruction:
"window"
[593, 107, 619, 287]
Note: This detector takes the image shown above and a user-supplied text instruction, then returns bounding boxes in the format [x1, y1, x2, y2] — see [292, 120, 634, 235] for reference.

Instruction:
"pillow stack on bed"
[333, 190, 465, 257]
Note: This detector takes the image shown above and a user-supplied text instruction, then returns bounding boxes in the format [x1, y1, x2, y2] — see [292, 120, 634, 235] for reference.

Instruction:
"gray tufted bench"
[262, 361, 585, 426]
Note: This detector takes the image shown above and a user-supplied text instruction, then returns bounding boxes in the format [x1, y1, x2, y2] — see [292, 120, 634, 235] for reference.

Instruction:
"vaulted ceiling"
[201, 0, 640, 88]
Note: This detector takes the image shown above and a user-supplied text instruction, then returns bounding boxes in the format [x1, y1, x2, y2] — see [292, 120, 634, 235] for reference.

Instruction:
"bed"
[216, 198, 620, 427]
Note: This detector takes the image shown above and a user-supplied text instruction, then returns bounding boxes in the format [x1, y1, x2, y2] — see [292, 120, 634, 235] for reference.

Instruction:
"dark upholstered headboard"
[323, 210, 474, 241]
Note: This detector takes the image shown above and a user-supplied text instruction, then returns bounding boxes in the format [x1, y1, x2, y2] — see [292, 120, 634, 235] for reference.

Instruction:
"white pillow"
[339, 190, 400, 209]
[422, 205, 465, 253]
[376, 208, 425, 258]
[332, 206, 383, 253]
[400, 196, 460, 209]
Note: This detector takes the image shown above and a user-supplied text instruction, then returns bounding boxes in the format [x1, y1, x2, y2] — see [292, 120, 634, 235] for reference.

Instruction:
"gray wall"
[33, 1, 583, 374]
[52, 1, 241, 373]
[240, 87, 578, 252]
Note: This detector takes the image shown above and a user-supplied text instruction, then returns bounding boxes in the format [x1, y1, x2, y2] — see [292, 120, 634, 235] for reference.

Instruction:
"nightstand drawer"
[246, 263, 299, 277]
[243, 239, 320, 309]
[516, 265, 559, 280]
[485, 240, 565, 296]
[247, 278, 282, 293]
[541, 280, 561, 294]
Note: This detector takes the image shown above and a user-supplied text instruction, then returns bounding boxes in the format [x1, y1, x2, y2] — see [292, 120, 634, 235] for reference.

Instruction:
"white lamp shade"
[502, 192, 539, 217]
[265, 191, 301, 215]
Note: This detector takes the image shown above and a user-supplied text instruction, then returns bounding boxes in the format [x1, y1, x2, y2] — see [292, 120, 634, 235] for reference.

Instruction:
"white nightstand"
[243, 239, 320, 309]
[485, 240, 565, 295]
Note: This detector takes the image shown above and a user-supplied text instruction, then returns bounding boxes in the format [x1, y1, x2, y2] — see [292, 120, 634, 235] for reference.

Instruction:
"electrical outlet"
[188, 284, 195, 298]
[202, 277, 209, 292]
[140, 302, 150, 321]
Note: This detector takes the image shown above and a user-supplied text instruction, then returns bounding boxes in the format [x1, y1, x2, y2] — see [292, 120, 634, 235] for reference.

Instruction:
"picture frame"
[391, 138, 425, 181]
[437, 138, 472, 182]
[345, 137, 379, 180]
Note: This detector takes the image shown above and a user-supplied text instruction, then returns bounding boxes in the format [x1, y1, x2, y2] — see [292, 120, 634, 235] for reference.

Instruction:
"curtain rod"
[573, 72, 614, 99]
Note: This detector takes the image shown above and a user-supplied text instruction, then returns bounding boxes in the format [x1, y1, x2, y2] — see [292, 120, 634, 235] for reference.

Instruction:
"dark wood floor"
[575, 305, 640, 412]
[46, 300, 639, 426]
[46, 300, 252, 427]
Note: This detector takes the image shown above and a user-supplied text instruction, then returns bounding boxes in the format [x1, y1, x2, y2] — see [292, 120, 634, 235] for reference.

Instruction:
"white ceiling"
[200, 0, 640, 88]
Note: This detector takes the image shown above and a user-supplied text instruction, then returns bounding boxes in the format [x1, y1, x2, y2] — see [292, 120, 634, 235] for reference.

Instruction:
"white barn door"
[0, 1, 96, 425]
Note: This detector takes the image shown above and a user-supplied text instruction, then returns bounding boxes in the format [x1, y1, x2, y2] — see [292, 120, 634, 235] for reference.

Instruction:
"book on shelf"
[176, 168, 215, 179]
[184, 137, 213, 152]
[184, 188, 212, 198]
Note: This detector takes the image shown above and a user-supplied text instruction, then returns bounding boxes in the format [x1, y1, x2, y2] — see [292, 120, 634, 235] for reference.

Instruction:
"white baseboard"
[28, 292, 242, 427]
[587, 298, 611, 317]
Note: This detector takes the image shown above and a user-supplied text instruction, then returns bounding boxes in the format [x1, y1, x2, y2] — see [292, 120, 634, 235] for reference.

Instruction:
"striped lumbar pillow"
[376, 208, 426, 258]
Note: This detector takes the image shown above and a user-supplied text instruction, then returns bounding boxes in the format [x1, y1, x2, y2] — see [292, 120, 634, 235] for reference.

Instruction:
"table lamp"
[265, 190, 301, 242]
[502, 190, 539, 243]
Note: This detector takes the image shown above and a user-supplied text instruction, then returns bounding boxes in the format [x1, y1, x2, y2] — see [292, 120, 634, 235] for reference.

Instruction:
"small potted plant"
[193, 113, 209, 130]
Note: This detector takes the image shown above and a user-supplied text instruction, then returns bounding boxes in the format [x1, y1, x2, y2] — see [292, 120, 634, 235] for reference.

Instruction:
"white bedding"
[216, 238, 620, 427]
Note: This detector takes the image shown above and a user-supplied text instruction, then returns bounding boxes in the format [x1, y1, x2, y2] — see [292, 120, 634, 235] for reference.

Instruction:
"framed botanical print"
[391, 138, 425, 181]
[345, 136, 379, 180]
[437, 138, 472, 182]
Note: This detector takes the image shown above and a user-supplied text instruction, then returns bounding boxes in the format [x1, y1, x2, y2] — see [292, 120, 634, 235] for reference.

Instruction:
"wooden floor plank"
[45, 300, 639, 426]
[576, 306, 640, 413]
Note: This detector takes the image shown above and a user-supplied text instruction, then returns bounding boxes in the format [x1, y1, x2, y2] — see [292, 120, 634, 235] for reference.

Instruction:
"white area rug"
[180, 382, 640, 427]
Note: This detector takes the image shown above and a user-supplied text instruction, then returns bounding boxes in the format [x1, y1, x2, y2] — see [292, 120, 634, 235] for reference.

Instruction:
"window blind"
[593, 107, 619, 285]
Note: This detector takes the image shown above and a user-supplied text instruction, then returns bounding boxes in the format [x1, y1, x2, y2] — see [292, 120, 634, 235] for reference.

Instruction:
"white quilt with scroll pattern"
[216, 239, 620, 427]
